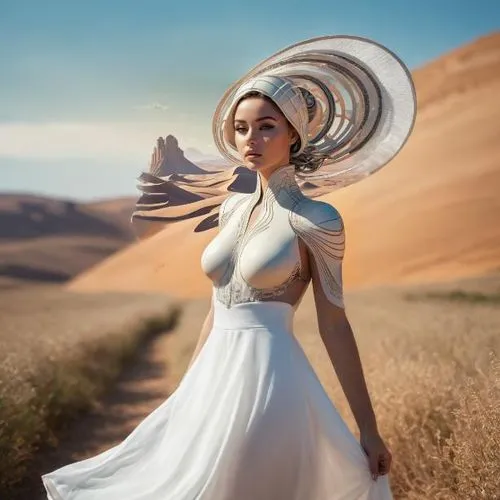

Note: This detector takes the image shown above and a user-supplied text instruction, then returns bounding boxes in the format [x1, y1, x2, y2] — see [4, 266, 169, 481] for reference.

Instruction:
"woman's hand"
[360, 431, 392, 480]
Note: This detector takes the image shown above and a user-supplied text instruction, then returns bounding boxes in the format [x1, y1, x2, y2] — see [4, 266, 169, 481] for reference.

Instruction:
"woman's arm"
[308, 249, 392, 479]
[292, 199, 391, 478]
[186, 301, 214, 370]
[308, 251, 378, 435]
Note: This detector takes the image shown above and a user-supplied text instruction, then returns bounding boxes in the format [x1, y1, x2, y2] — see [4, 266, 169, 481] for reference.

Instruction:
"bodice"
[201, 164, 346, 309]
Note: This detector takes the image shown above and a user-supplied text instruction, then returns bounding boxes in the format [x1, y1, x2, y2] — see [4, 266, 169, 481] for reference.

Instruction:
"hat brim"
[212, 35, 416, 196]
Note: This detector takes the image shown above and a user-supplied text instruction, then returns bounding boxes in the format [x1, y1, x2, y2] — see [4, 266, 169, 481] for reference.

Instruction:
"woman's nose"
[247, 134, 257, 145]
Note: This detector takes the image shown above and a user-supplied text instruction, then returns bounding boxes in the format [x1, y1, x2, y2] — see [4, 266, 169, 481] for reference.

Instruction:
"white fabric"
[222, 75, 309, 156]
[201, 164, 345, 309]
[42, 291, 392, 499]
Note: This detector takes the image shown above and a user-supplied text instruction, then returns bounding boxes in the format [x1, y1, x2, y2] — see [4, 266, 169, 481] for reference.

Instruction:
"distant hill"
[0, 192, 136, 286]
[0, 193, 135, 241]
[85, 196, 138, 231]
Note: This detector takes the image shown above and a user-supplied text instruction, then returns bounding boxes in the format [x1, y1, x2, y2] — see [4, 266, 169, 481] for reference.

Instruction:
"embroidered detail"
[214, 165, 309, 308]
[211, 164, 345, 309]
[218, 193, 245, 230]
[289, 199, 345, 308]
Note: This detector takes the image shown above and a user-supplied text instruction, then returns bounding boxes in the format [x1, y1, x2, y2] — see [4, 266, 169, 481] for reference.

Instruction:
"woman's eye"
[234, 125, 273, 133]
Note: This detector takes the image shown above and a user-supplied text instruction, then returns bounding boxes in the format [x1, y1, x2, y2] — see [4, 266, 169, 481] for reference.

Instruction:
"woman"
[42, 35, 416, 499]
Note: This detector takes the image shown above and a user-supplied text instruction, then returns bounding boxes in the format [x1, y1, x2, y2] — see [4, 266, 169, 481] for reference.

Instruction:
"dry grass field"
[0, 285, 180, 494]
[2, 273, 498, 499]
[160, 273, 500, 499]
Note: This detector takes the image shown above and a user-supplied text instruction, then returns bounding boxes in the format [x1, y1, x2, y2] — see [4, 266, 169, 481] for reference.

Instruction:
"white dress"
[42, 164, 393, 499]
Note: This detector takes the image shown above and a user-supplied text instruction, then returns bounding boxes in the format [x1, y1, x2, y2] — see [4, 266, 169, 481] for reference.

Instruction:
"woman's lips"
[245, 153, 261, 158]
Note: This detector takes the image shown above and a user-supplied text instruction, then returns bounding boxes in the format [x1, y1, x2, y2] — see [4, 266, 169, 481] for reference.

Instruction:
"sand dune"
[131, 137, 258, 238]
[69, 216, 216, 296]
[85, 196, 136, 221]
[328, 32, 500, 288]
[69, 32, 500, 297]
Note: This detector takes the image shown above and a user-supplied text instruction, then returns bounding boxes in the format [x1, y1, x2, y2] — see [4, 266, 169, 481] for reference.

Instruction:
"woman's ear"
[289, 128, 299, 146]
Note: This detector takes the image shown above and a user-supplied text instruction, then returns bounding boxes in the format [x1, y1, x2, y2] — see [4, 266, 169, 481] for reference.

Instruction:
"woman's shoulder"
[289, 196, 344, 233]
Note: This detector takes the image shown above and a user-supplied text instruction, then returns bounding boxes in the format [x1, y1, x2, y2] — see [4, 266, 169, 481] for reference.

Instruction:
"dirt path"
[12, 298, 210, 500]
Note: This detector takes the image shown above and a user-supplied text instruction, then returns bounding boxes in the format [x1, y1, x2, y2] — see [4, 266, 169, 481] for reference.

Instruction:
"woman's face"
[233, 96, 298, 174]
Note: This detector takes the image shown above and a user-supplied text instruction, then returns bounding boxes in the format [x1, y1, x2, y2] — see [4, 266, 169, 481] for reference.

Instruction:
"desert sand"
[69, 32, 500, 298]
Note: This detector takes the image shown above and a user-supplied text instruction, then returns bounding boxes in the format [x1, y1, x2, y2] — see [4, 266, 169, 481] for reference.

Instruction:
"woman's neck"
[257, 163, 294, 193]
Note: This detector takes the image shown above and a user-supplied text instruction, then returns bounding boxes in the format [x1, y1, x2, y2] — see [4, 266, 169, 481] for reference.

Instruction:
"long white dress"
[42, 164, 393, 499]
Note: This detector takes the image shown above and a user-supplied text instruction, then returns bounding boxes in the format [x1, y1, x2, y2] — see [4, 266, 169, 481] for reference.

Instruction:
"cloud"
[133, 102, 170, 111]
[0, 122, 153, 162]
[0, 121, 215, 164]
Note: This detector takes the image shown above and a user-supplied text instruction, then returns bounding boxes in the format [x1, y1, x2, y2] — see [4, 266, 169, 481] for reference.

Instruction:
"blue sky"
[1, 0, 499, 200]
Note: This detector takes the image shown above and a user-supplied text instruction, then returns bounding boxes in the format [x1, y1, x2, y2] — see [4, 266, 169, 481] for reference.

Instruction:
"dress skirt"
[42, 294, 393, 499]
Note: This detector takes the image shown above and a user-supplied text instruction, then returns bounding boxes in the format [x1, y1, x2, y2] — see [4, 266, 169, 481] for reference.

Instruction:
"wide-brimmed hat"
[212, 35, 417, 196]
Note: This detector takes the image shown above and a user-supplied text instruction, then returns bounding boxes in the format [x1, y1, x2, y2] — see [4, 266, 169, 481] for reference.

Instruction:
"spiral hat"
[212, 35, 417, 196]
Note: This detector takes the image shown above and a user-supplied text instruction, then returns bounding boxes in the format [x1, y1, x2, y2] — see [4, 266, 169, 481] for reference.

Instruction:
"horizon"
[1, 0, 499, 201]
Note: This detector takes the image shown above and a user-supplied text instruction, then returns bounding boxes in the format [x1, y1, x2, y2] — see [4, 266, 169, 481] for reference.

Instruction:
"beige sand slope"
[69, 33, 500, 297]
[69, 214, 217, 296]
[328, 32, 500, 288]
